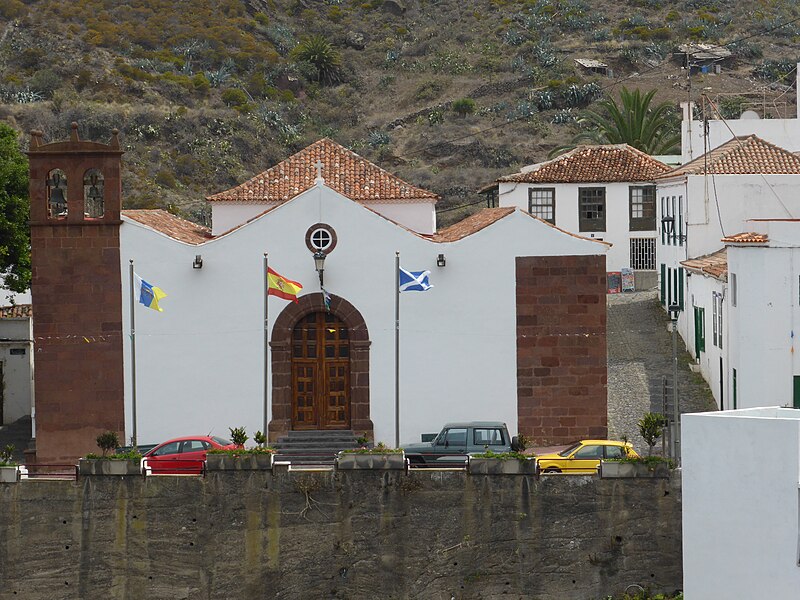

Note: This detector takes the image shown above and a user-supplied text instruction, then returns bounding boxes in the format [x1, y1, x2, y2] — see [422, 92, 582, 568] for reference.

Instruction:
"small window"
[630, 238, 656, 270]
[180, 440, 206, 453]
[83, 169, 105, 218]
[604, 445, 624, 459]
[153, 442, 180, 456]
[9, 348, 25, 356]
[528, 188, 555, 224]
[474, 428, 505, 446]
[574, 444, 603, 459]
[47, 169, 68, 219]
[731, 273, 737, 307]
[579, 188, 606, 232]
[438, 428, 466, 446]
[629, 186, 656, 231]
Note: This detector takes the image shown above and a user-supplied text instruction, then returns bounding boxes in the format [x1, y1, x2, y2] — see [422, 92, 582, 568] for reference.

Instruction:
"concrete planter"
[0, 466, 19, 483]
[79, 459, 142, 476]
[599, 460, 671, 478]
[335, 452, 406, 470]
[468, 457, 538, 475]
[205, 453, 274, 471]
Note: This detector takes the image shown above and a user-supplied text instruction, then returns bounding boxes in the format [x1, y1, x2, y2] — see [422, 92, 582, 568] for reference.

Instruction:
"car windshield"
[211, 436, 232, 446]
[559, 442, 582, 457]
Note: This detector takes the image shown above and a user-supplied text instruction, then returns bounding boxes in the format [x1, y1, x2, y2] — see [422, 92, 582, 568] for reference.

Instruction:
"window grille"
[629, 238, 656, 270]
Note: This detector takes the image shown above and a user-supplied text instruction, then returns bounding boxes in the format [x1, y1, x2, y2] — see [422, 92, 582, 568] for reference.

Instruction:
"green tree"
[552, 87, 680, 157]
[291, 35, 342, 84]
[638, 412, 668, 456]
[451, 98, 476, 117]
[0, 124, 31, 294]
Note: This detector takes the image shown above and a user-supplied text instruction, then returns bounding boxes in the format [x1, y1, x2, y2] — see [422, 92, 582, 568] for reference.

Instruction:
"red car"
[143, 435, 236, 474]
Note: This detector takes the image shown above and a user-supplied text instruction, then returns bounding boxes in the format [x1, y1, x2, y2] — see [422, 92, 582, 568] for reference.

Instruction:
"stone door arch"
[269, 293, 372, 441]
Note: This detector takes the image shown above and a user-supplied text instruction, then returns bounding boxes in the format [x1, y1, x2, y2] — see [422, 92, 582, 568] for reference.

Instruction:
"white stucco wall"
[121, 184, 606, 447]
[0, 318, 33, 424]
[498, 181, 655, 272]
[683, 408, 800, 598]
[212, 199, 438, 236]
[683, 117, 800, 163]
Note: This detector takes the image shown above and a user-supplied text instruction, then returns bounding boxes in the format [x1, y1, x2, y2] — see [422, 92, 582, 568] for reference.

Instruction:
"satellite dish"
[740, 110, 760, 120]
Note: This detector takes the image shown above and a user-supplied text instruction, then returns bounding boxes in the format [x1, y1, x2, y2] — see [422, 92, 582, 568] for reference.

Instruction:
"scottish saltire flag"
[399, 267, 433, 292]
[134, 273, 167, 312]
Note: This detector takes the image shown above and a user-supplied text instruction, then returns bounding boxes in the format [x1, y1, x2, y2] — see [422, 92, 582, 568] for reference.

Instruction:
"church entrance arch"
[269, 293, 373, 441]
[291, 312, 350, 430]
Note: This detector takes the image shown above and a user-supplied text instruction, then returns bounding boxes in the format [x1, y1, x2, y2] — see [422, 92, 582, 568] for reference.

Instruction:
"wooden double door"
[291, 312, 351, 430]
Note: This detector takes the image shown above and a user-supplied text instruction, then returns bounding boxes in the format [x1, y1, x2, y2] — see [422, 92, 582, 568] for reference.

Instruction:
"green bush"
[451, 98, 476, 117]
[96, 431, 120, 457]
[155, 170, 177, 188]
[291, 35, 342, 84]
[192, 73, 211, 93]
[221, 87, 249, 107]
[229, 426, 249, 447]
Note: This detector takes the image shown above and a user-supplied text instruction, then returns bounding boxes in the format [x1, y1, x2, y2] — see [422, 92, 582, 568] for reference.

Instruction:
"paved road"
[607, 289, 717, 456]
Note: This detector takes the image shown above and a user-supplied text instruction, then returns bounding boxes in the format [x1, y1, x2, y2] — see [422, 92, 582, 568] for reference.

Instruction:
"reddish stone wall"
[516, 255, 607, 445]
[28, 128, 125, 463]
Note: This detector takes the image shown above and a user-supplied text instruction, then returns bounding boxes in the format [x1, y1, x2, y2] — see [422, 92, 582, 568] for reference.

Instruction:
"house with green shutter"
[655, 135, 800, 410]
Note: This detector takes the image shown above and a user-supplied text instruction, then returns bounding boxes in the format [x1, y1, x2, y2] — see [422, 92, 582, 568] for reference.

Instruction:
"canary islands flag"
[399, 267, 433, 292]
[267, 267, 303, 303]
[134, 273, 167, 312]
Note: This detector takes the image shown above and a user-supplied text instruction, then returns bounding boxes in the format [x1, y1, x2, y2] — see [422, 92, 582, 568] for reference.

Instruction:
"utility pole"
[669, 305, 682, 464]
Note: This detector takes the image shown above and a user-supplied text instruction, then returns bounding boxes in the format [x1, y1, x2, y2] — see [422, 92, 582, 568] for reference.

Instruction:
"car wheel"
[543, 467, 561, 473]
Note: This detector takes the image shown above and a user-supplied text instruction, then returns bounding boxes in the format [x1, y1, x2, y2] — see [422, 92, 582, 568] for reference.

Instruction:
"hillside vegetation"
[1, 0, 798, 225]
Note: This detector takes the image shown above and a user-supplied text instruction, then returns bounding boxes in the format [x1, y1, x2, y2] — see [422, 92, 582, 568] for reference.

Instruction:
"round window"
[305, 223, 337, 254]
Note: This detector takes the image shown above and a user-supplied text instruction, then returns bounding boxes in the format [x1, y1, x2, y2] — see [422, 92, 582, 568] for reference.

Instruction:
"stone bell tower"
[28, 123, 125, 463]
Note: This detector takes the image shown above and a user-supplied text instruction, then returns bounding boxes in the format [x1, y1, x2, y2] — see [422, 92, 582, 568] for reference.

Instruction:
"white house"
[655, 135, 800, 372]
[682, 407, 800, 598]
[681, 64, 800, 163]
[111, 139, 610, 448]
[0, 304, 33, 426]
[495, 144, 671, 285]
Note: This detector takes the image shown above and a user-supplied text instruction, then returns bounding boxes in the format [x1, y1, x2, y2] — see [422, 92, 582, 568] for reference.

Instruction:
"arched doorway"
[292, 312, 350, 429]
[269, 292, 373, 441]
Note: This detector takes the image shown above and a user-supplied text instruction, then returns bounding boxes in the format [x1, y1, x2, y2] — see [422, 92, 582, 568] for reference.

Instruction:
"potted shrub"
[0, 444, 19, 483]
[79, 431, 143, 476]
[336, 442, 405, 470]
[468, 450, 538, 475]
[206, 428, 275, 471]
[600, 413, 672, 478]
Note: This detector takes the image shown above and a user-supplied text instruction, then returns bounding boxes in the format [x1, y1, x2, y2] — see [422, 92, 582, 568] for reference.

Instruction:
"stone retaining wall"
[0, 470, 681, 599]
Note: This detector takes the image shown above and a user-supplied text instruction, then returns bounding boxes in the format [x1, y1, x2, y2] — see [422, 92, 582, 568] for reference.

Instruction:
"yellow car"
[536, 440, 639, 474]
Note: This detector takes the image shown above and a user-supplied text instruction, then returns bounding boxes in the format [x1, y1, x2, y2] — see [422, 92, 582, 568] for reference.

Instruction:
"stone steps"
[272, 430, 361, 465]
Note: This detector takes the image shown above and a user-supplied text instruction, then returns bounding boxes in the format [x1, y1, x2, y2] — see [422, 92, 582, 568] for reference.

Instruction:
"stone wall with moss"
[0, 469, 682, 599]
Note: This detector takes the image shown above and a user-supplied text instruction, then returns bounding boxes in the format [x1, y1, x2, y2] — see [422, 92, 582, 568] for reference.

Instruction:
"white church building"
[26, 133, 613, 460]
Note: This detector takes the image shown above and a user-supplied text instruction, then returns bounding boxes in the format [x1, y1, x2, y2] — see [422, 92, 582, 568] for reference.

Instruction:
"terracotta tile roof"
[659, 135, 800, 178]
[432, 208, 515, 242]
[207, 138, 438, 204]
[0, 304, 32, 319]
[122, 210, 212, 245]
[681, 248, 728, 279]
[498, 144, 671, 184]
[721, 232, 769, 243]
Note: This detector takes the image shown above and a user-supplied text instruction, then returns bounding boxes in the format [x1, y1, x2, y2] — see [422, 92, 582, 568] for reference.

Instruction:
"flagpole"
[128, 259, 138, 449]
[395, 251, 400, 448]
[263, 253, 270, 442]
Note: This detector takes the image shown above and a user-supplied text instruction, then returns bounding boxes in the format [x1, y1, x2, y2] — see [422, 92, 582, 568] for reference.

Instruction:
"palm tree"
[292, 35, 342, 85]
[550, 87, 680, 157]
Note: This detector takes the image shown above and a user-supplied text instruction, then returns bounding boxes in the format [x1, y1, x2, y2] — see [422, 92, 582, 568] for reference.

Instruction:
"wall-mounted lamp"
[436, 253, 446, 268]
[313, 250, 326, 286]
[192, 254, 203, 269]
[661, 216, 675, 235]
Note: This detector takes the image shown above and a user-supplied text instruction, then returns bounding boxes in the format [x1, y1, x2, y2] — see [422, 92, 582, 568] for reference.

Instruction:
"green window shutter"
[794, 376, 800, 409]
[698, 307, 705, 352]
[678, 267, 684, 310]
[660, 264, 666, 304]
[733, 369, 737, 410]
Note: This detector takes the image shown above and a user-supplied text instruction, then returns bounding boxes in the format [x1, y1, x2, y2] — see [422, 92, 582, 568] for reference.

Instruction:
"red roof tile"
[207, 138, 438, 204]
[721, 232, 769, 244]
[681, 248, 727, 279]
[498, 144, 671, 184]
[432, 208, 516, 242]
[122, 210, 212, 245]
[659, 135, 800, 178]
[0, 304, 32, 319]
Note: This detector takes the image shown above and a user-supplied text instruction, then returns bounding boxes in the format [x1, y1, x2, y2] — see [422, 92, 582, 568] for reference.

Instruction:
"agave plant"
[291, 35, 342, 84]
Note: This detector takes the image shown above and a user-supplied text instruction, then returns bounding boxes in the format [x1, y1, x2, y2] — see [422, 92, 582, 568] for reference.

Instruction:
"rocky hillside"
[1, 0, 798, 225]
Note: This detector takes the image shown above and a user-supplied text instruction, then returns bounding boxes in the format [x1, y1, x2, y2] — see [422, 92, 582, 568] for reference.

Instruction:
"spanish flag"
[267, 267, 303, 303]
